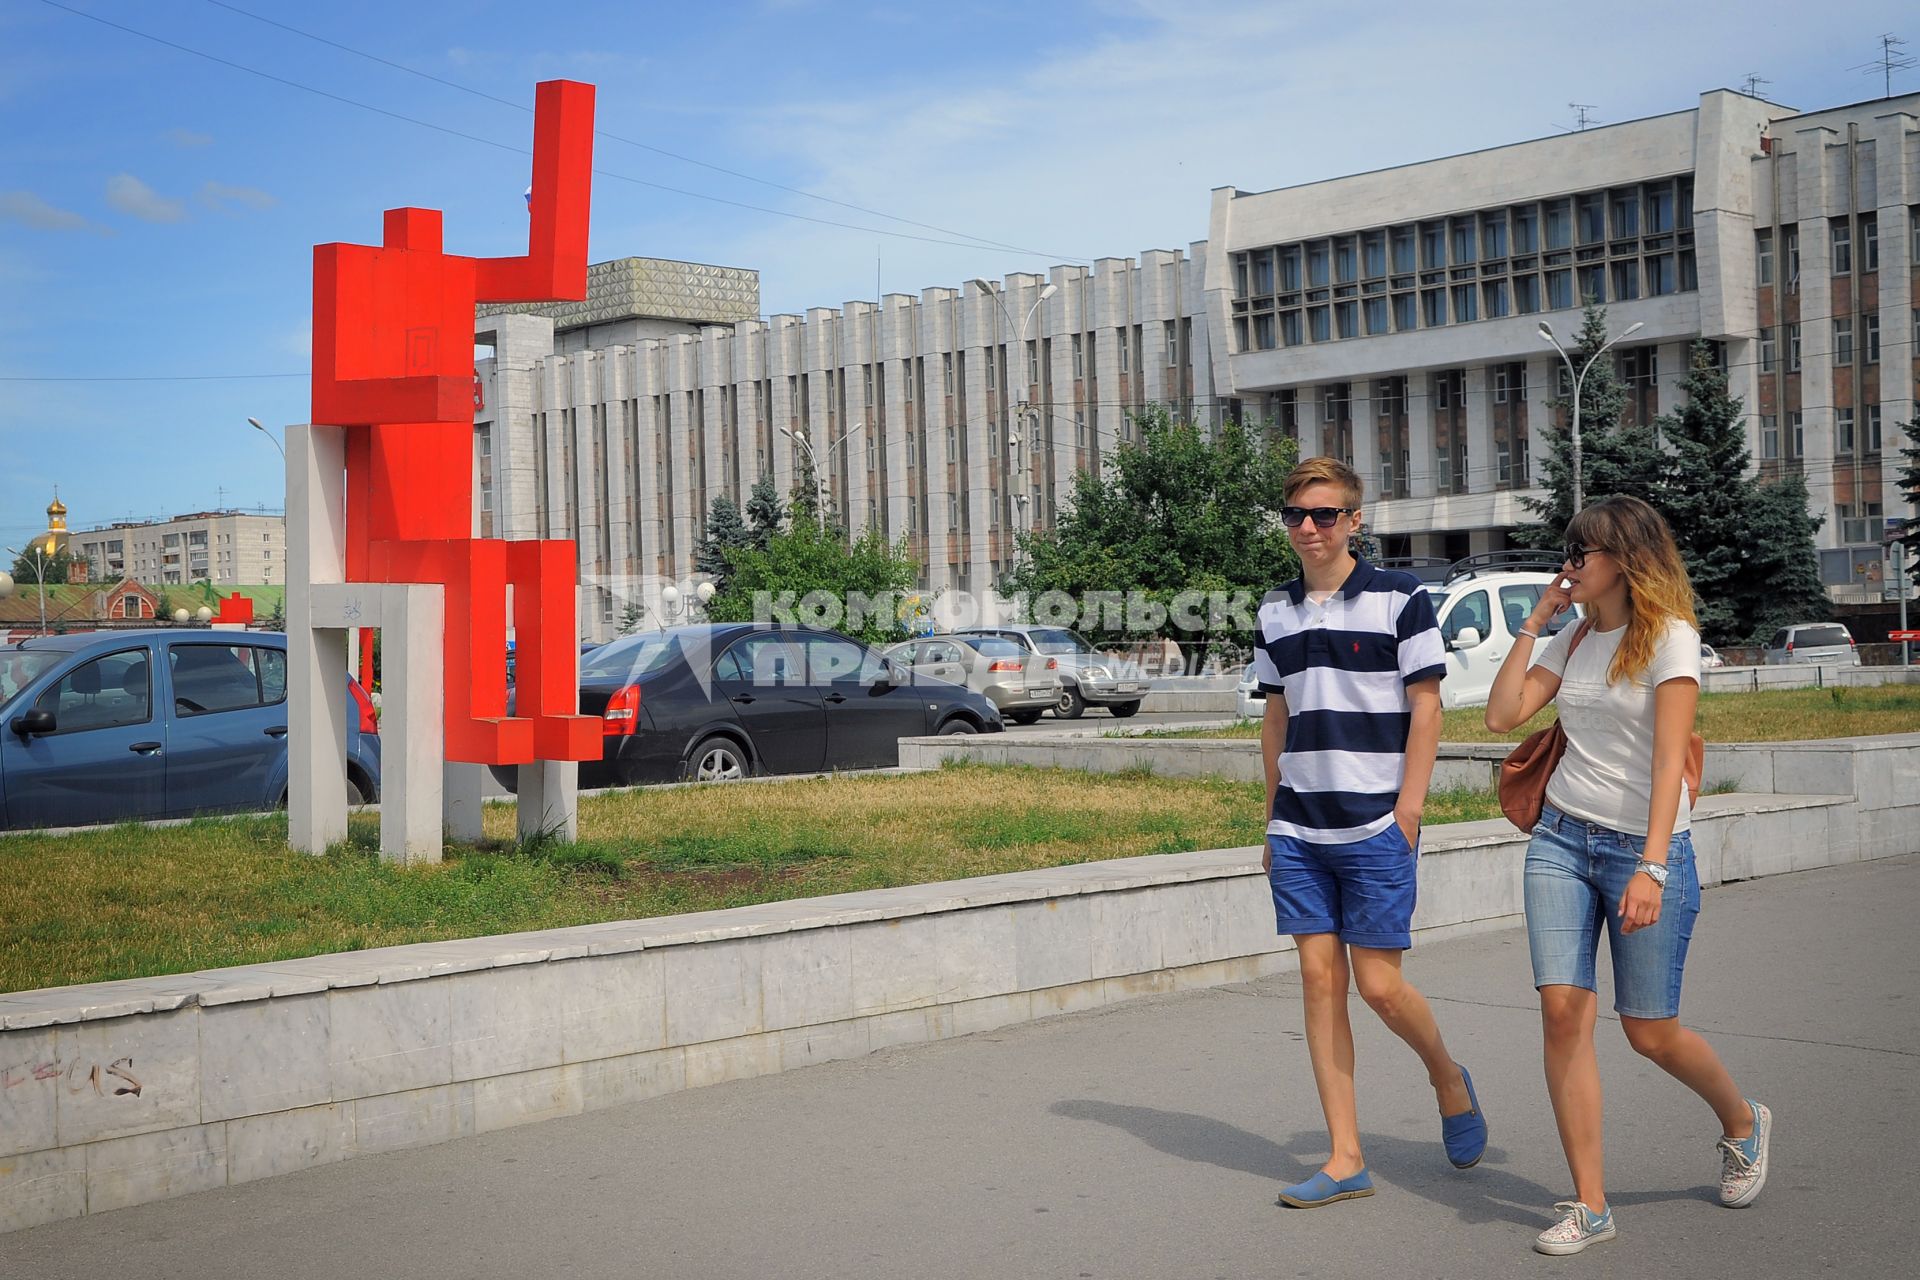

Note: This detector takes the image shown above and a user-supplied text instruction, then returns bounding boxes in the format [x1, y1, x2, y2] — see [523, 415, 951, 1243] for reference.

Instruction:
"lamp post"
[973, 279, 1058, 545]
[658, 580, 716, 627]
[1538, 319, 1644, 514]
[246, 416, 287, 462]
[4, 540, 53, 635]
[779, 422, 867, 534]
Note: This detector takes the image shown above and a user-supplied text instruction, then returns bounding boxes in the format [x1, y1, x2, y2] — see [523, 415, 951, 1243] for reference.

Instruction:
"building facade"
[1208, 88, 1918, 587]
[478, 88, 1918, 640]
[476, 251, 1220, 637]
[70, 510, 286, 587]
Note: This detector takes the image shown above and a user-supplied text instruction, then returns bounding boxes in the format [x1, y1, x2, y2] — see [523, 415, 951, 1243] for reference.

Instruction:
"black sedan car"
[490, 623, 1003, 791]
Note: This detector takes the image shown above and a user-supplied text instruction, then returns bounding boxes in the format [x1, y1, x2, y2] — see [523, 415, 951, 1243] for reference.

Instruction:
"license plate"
[1027, 688, 1051, 697]
[1115, 683, 1141, 693]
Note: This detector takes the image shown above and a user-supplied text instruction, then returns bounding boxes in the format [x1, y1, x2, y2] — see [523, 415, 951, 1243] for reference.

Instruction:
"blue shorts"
[1267, 824, 1419, 950]
[1524, 804, 1700, 1020]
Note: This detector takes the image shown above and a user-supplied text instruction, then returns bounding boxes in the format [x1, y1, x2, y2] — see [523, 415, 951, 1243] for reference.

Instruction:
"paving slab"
[5, 856, 1915, 1279]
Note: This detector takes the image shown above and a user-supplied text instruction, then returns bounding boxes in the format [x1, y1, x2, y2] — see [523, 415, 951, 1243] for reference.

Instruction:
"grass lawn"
[1129, 684, 1920, 745]
[0, 763, 1501, 995]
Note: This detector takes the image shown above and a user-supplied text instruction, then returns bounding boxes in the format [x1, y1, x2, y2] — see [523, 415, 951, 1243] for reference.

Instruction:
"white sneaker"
[1534, 1201, 1616, 1256]
[1717, 1100, 1772, 1208]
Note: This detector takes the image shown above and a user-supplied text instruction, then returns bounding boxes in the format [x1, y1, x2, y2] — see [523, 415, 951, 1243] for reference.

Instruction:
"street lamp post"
[1538, 319, 1644, 514]
[246, 416, 287, 462]
[973, 279, 1058, 542]
[4, 541, 53, 635]
[779, 422, 867, 535]
[658, 580, 716, 627]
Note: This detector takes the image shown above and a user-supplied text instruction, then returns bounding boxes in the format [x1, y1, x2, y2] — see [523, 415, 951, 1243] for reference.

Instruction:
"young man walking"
[1251, 457, 1487, 1208]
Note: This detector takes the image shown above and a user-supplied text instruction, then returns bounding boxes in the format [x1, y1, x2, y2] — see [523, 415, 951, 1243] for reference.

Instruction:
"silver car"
[951, 626, 1147, 719]
[1764, 623, 1859, 666]
[884, 634, 1059, 724]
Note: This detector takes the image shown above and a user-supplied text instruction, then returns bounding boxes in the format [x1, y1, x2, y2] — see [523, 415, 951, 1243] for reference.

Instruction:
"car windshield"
[0, 651, 69, 712]
[1028, 628, 1099, 656]
[580, 635, 682, 681]
[968, 636, 1025, 657]
[1792, 626, 1851, 648]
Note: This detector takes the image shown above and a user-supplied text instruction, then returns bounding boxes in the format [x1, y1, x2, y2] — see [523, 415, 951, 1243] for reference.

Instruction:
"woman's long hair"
[1565, 495, 1697, 684]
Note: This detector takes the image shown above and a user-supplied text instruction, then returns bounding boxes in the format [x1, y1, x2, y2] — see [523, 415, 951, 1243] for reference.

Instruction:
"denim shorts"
[1268, 823, 1419, 950]
[1523, 804, 1701, 1020]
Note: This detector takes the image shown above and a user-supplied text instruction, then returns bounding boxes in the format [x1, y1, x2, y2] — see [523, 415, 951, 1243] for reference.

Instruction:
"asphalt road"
[8, 855, 1914, 1279]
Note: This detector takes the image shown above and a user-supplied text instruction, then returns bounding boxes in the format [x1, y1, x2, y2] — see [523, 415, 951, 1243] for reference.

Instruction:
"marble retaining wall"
[3, 759, 1911, 1232]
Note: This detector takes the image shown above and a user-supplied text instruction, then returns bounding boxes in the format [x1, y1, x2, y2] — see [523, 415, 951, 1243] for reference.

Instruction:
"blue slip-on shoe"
[1276, 1168, 1375, 1208]
[1441, 1062, 1489, 1169]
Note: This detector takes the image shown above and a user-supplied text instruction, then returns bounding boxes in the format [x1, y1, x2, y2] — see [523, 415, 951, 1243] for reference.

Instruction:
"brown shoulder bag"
[1497, 620, 1704, 831]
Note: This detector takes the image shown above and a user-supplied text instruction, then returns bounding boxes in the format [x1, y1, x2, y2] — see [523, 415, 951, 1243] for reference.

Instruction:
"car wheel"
[1054, 684, 1087, 719]
[938, 718, 978, 735]
[346, 778, 367, 806]
[1108, 700, 1143, 718]
[1007, 709, 1044, 725]
[685, 736, 750, 783]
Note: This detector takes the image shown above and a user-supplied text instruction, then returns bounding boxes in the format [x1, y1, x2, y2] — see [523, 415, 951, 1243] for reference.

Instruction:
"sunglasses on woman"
[1563, 543, 1608, 569]
[1281, 506, 1357, 529]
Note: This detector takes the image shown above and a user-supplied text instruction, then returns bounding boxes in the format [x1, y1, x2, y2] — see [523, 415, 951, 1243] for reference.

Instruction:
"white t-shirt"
[1537, 616, 1702, 836]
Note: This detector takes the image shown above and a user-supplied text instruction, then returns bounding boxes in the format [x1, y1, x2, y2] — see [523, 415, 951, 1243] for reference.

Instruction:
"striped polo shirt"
[1250, 558, 1446, 844]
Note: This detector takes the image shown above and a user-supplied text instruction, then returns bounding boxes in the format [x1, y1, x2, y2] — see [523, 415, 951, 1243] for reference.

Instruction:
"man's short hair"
[1283, 456, 1364, 507]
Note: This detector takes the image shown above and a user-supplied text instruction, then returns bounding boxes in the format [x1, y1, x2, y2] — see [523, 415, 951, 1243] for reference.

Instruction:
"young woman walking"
[1484, 495, 1771, 1256]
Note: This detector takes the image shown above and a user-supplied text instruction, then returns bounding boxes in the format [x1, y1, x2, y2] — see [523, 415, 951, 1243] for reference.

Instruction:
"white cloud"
[164, 128, 213, 148]
[200, 181, 277, 213]
[105, 174, 187, 224]
[0, 190, 109, 234]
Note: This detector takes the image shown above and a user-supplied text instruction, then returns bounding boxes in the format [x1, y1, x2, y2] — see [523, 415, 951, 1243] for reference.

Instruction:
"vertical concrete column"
[1407, 376, 1438, 499]
[1525, 356, 1558, 488]
[287, 423, 349, 855]
[444, 762, 485, 843]
[378, 584, 445, 865]
[1463, 367, 1493, 497]
[518, 761, 580, 843]
[1348, 382, 1379, 499]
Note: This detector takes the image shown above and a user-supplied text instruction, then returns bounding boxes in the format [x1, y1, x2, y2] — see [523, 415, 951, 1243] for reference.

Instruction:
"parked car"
[1431, 562, 1584, 708]
[1236, 666, 1265, 719]
[950, 625, 1145, 719]
[1701, 643, 1726, 669]
[1765, 623, 1860, 666]
[0, 631, 381, 831]
[882, 633, 1058, 724]
[488, 623, 1003, 792]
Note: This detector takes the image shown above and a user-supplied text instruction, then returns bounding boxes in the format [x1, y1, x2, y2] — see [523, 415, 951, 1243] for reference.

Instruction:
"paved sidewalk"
[8, 856, 1915, 1279]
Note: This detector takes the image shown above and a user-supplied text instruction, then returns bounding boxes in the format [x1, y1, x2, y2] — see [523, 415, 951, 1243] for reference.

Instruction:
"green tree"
[10, 545, 74, 585]
[1653, 342, 1755, 643]
[705, 520, 918, 647]
[616, 601, 645, 636]
[1516, 305, 1668, 548]
[1741, 471, 1831, 641]
[694, 494, 752, 592]
[1893, 415, 1920, 554]
[744, 473, 786, 551]
[1005, 405, 1300, 657]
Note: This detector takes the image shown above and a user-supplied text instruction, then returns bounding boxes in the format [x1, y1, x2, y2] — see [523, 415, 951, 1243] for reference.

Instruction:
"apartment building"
[70, 510, 286, 586]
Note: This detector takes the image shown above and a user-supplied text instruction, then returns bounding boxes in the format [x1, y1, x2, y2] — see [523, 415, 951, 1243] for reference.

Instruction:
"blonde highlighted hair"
[1566, 495, 1697, 684]
[1283, 456, 1363, 507]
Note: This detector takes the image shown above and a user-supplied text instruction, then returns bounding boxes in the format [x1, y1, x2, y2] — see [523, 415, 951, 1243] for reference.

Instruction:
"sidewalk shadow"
[1049, 1100, 1710, 1227]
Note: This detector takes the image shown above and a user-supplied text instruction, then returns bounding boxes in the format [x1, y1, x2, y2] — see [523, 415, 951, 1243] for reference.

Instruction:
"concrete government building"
[474, 88, 1919, 639]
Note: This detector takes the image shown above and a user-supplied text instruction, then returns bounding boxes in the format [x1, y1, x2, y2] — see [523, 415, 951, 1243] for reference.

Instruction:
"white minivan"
[1428, 555, 1584, 709]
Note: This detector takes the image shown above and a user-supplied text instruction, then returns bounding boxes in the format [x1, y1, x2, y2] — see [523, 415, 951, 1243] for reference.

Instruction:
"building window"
[1544, 198, 1572, 250]
[1390, 227, 1415, 273]
[1074, 410, 1087, 448]
[1790, 410, 1804, 457]
[945, 425, 955, 461]
[1421, 289, 1446, 328]
[1760, 414, 1779, 459]
[1759, 327, 1777, 372]
[1756, 229, 1774, 285]
[1578, 264, 1606, 305]
[1309, 306, 1331, 342]
[1865, 312, 1880, 364]
[1482, 279, 1510, 318]
[1646, 254, 1676, 296]
[1452, 284, 1477, 322]
[1783, 224, 1800, 286]
[903, 359, 915, 400]
[1281, 311, 1303, 346]
[1363, 230, 1387, 277]
[1861, 213, 1878, 272]
[1512, 204, 1539, 254]
[1514, 274, 1541, 314]
[1610, 260, 1639, 301]
[1831, 218, 1852, 275]
[1837, 407, 1855, 453]
[1071, 333, 1084, 379]
[1364, 296, 1389, 335]
[1577, 194, 1606, 244]
[1788, 324, 1801, 371]
[984, 349, 996, 390]
[1335, 301, 1358, 339]
[1834, 318, 1853, 366]
[1253, 314, 1276, 350]
[943, 353, 954, 395]
[1545, 269, 1573, 310]
[1116, 330, 1129, 374]
[1165, 321, 1178, 366]
[1610, 188, 1639, 239]
[1392, 294, 1416, 331]
[1867, 405, 1883, 453]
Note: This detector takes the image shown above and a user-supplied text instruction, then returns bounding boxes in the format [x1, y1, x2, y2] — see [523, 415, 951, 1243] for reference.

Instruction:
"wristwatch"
[1635, 860, 1670, 887]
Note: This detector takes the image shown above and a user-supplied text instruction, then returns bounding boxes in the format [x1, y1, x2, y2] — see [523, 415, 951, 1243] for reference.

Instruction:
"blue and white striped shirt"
[1251, 559, 1446, 844]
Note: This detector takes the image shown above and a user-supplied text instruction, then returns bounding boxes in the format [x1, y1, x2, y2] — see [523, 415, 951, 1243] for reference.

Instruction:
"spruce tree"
[744, 473, 786, 550]
[1893, 415, 1920, 554]
[1516, 305, 1667, 547]
[1654, 342, 1753, 643]
[693, 494, 751, 592]
[1743, 470, 1832, 641]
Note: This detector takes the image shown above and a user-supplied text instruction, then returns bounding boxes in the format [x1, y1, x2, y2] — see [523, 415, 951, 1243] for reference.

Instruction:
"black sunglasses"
[1563, 543, 1608, 570]
[1281, 506, 1357, 529]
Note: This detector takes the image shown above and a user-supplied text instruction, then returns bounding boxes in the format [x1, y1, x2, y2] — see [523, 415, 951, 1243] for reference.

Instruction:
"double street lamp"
[3, 539, 55, 635]
[973, 278, 1058, 546]
[779, 421, 867, 531]
[659, 580, 715, 626]
[1538, 319, 1644, 514]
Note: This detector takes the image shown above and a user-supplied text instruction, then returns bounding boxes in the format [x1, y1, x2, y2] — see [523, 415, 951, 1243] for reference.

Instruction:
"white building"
[1208, 87, 1917, 590]
[70, 510, 286, 587]
[478, 88, 1919, 639]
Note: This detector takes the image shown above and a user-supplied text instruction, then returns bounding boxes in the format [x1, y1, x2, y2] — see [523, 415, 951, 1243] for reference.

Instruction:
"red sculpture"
[310, 79, 600, 766]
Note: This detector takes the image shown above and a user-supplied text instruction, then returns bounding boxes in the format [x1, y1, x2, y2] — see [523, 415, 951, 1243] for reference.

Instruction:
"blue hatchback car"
[0, 631, 381, 831]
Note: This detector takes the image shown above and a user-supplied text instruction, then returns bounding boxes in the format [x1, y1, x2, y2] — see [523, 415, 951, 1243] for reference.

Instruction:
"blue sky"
[2, 0, 1915, 554]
